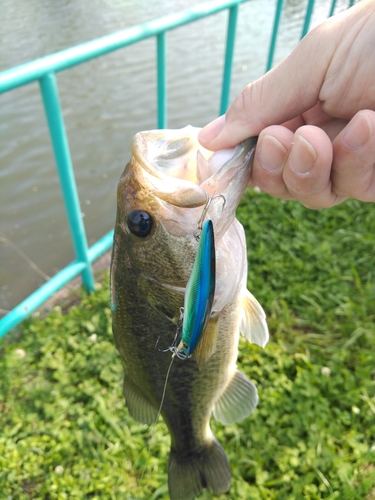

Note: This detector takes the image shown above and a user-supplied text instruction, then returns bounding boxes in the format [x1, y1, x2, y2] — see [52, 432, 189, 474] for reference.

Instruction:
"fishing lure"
[176, 218, 215, 359]
[158, 217, 215, 359]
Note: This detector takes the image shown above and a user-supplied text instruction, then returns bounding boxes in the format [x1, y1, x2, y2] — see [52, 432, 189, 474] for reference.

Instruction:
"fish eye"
[127, 210, 153, 237]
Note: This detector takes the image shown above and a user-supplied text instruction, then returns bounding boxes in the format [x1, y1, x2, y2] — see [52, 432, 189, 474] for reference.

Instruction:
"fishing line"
[154, 354, 175, 427]
[138, 349, 176, 488]
[0, 234, 50, 281]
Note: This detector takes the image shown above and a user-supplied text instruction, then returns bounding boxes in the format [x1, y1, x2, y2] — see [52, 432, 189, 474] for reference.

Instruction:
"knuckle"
[227, 79, 267, 128]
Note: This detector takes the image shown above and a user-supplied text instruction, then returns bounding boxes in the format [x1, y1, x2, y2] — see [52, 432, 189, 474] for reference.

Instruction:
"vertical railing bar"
[157, 32, 167, 128]
[300, 0, 316, 39]
[39, 73, 95, 292]
[329, 0, 337, 17]
[348, 0, 355, 6]
[265, 0, 284, 72]
[219, 5, 239, 115]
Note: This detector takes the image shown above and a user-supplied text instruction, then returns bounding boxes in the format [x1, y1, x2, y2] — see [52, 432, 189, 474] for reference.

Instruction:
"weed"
[1, 193, 374, 499]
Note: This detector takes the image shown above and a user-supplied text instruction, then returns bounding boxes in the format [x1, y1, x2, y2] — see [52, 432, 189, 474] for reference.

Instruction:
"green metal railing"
[266, 0, 356, 71]
[0, 0, 356, 337]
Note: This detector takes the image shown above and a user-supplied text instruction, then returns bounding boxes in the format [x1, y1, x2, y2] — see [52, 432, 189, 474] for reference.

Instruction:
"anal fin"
[213, 369, 258, 424]
[123, 376, 159, 424]
[240, 289, 269, 347]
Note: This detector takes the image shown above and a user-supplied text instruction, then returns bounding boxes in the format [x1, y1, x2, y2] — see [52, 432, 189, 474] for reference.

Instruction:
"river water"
[0, 0, 351, 315]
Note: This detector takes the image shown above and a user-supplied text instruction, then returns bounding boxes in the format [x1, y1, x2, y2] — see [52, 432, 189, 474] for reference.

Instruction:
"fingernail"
[199, 115, 225, 143]
[342, 111, 373, 150]
[290, 134, 317, 174]
[258, 135, 287, 172]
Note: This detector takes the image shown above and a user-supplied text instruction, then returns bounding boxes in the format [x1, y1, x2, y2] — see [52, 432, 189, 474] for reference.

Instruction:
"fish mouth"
[132, 126, 209, 209]
[133, 126, 204, 182]
[131, 126, 257, 218]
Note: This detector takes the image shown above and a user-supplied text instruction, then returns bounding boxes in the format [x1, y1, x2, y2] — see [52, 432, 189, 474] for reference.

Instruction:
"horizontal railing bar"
[0, 230, 114, 338]
[87, 230, 114, 262]
[0, 261, 86, 338]
[0, 0, 248, 94]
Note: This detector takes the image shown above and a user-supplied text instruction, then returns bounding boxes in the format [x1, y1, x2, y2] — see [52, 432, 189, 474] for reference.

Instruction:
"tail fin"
[168, 438, 231, 500]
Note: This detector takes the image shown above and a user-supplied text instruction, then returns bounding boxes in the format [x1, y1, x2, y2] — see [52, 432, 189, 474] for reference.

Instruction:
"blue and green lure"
[159, 218, 215, 360]
[178, 218, 215, 358]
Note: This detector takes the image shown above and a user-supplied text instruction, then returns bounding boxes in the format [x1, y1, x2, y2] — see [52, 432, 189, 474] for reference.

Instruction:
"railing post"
[157, 32, 167, 128]
[266, 0, 284, 72]
[39, 73, 95, 292]
[329, 0, 338, 16]
[301, 0, 315, 39]
[219, 5, 238, 115]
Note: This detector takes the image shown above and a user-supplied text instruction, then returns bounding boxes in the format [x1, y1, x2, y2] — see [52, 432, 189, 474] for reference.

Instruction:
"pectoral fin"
[213, 369, 258, 424]
[123, 376, 159, 424]
[240, 289, 269, 348]
[192, 315, 220, 369]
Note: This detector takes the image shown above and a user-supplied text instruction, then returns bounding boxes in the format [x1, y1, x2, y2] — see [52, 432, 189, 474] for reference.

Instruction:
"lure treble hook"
[194, 194, 226, 240]
[156, 308, 184, 353]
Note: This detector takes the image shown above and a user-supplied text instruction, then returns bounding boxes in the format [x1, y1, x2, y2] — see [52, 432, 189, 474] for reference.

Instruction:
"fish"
[110, 125, 269, 500]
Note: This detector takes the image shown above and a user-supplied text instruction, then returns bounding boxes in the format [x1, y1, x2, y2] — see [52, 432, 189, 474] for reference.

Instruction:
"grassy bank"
[1, 191, 374, 499]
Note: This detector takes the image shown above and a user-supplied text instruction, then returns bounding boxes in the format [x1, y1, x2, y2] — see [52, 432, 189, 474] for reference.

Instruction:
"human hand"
[198, 0, 375, 208]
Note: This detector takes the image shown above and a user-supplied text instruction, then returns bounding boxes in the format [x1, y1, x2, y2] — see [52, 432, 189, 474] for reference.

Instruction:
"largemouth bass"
[110, 126, 269, 499]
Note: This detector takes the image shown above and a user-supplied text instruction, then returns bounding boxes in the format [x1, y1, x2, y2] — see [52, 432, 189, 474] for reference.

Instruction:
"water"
[0, 0, 351, 314]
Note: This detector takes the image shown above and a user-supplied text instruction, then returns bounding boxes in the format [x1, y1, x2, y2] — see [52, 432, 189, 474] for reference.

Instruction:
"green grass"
[1, 191, 375, 499]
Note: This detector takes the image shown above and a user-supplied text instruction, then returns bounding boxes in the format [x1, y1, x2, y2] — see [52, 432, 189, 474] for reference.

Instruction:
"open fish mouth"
[131, 126, 257, 215]
[132, 127, 206, 183]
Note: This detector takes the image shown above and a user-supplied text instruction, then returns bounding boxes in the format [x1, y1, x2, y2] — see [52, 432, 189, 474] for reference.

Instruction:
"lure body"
[177, 219, 215, 358]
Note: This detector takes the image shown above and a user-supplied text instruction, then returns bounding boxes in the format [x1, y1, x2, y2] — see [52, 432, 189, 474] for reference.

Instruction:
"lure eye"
[127, 210, 153, 237]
